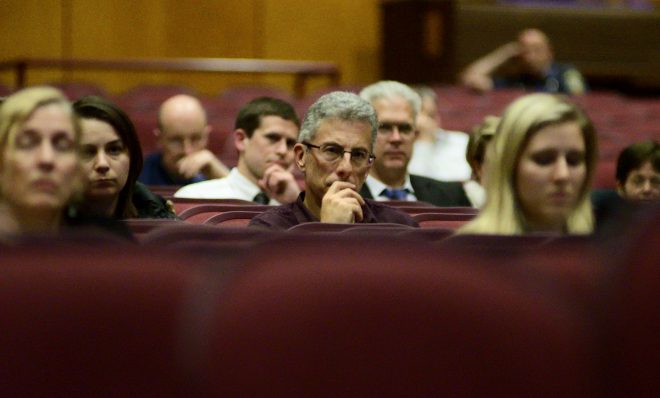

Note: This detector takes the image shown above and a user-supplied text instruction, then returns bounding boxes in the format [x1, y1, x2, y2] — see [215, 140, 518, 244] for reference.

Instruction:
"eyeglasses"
[302, 141, 375, 167]
[377, 122, 415, 137]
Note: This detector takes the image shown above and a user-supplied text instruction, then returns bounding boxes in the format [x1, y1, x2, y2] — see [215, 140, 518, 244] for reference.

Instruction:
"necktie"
[253, 192, 270, 204]
[381, 188, 409, 200]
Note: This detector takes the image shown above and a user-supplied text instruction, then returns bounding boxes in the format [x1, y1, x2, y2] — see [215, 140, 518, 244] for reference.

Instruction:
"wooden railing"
[0, 57, 341, 98]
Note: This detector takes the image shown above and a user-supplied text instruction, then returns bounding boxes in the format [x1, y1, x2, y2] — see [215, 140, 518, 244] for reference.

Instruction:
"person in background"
[463, 115, 500, 208]
[73, 96, 175, 219]
[174, 97, 301, 204]
[249, 91, 417, 230]
[615, 139, 660, 202]
[459, 93, 597, 235]
[407, 86, 472, 182]
[0, 86, 82, 234]
[138, 94, 228, 185]
[460, 28, 586, 95]
[358, 81, 471, 206]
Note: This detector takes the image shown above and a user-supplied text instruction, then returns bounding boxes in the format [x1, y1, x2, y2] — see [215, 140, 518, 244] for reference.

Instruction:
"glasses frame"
[302, 141, 376, 167]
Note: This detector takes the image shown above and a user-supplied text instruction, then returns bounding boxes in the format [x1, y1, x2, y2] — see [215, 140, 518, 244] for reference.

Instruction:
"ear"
[234, 129, 248, 153]
[294, 143, 306, 171]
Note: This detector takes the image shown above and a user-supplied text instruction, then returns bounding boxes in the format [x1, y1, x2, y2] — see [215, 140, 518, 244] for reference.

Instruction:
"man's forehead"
[257, 115, 299, 138]
[315, 118, 372, 146]
[373, 96, 414, 121]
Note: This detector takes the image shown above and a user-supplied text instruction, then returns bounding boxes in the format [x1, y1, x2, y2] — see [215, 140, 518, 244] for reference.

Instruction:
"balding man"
[460, 28, 586, 95]
[138, 94, 228, 185]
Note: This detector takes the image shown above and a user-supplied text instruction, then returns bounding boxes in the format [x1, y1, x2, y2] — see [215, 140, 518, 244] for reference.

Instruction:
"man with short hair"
[139, 94, 228, 185]
[460, 28, 586, 95]
[249, 91, 417, 229]
[358, 81, 471, 207]
[175, 97, 301, 204]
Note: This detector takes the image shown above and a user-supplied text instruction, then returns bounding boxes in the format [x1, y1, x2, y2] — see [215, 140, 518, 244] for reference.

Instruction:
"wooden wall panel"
[0, 0, 65, 86]
[261, 0, 381, 93]
[0, 0, 381, 96]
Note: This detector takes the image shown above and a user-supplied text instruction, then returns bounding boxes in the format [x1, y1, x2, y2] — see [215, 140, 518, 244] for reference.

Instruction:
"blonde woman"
[459, 93, 597, 235]
[0, 86, 82, 234]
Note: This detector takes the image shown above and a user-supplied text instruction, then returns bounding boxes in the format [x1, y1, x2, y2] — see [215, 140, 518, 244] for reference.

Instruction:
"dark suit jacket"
[360, 174, 471, 207]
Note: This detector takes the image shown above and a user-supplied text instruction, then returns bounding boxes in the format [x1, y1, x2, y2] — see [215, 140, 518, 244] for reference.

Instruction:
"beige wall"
[0, 0, 381, 96]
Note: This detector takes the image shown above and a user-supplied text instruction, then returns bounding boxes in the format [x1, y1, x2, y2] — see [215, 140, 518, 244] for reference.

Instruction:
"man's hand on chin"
[320, 181, 365, 224]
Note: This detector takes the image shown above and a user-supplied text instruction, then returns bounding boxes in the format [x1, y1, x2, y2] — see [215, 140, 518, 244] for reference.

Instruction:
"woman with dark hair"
[73, 96, 174, 219]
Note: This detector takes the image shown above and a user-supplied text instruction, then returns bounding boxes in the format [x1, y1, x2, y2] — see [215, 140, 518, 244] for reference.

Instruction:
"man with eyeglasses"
[249, 91, 417, 229]
[174, 97, 301, 204]
[358, 81, 471, 206]
[139, 94, 229, 185]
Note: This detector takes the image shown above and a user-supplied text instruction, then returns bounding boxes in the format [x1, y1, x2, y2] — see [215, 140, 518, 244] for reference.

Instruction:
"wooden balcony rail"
[0, 57, 341, 98]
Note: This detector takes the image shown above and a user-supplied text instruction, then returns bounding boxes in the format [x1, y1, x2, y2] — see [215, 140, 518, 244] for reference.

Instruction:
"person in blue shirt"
[138, 94, 228, 185]
[460, 28, 587, 95]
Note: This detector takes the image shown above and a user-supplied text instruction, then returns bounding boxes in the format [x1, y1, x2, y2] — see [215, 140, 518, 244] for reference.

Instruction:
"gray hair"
[359, 80, 421, 121]
[299, 91, 378, 145]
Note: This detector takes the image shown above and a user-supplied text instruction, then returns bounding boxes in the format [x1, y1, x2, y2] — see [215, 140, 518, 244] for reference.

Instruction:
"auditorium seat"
[208, 234, 597, 396]
[124, 218, 182, 241]
[0, 244, 217, 397]
[203, 210, 261, 227]
[115, 84, 197, 113]
[172, 197, 253, 215]
[287, 222, 413, 233]
[412, 212, 476, 229]
[48, 81, 108, 101]
[178, 203, 270, 224]
[604, 205, 660, 396]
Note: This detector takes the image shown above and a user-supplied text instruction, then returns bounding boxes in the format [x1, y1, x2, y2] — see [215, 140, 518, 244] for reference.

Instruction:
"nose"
[183, 139, 195, 155]
[388, 126, 403, 142]
[641, 179, 652, 193]
[552, 156, 570, 182]
[36, 141, 55, 171]
[94, 151, 110, 174]
[334, 152, 354, 179]
[275, 138, 287, 156]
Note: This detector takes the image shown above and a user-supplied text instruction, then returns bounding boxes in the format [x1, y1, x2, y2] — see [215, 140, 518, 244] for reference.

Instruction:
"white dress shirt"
[174, 168, 280, 205]
[407, 128, 472, 182]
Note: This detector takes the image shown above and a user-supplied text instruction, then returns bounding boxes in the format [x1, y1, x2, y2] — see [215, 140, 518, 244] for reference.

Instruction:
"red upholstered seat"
[208, 235, 597, 396]
[178, 203, 270, 224]
[0, 244, 216, 397]
[203, 210, 261, 226]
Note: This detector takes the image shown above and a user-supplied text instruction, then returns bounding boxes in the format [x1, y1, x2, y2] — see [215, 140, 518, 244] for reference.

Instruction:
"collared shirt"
[138, 152, 205, 186]
[495, 62, 587, 95]
[462, 180, 486, 209]
[249, 192, 418, 230]
[407, 129, 472, 182]
[173, 168, 280, 205]
[364, 175, 417, 202]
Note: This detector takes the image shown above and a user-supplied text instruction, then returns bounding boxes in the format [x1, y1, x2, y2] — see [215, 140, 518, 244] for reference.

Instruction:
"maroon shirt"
[249, 192, 419, 230]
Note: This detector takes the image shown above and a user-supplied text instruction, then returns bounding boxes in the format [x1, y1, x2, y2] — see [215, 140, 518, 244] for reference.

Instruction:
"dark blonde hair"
[461, 93, 597, 235]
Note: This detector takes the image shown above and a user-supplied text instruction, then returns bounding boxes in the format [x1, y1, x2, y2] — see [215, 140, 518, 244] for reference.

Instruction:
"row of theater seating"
[1, 203, 657, 396]
[126, 197, 480, 241]
[2, 82, 657, 188]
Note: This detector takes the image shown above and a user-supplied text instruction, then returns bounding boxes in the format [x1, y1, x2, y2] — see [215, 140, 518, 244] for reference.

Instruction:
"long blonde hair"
[459, 93, 597, 235]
